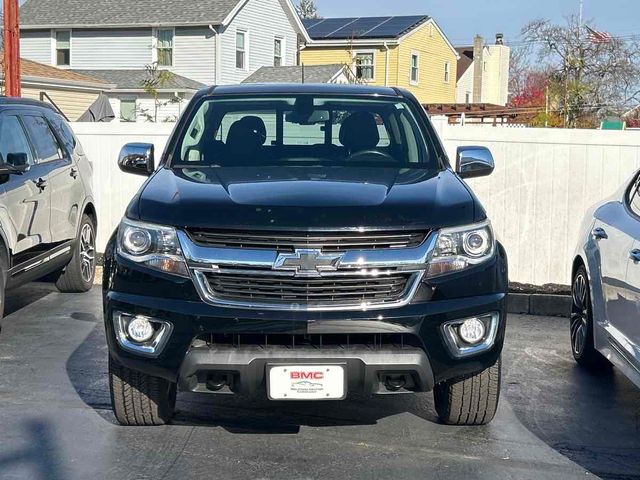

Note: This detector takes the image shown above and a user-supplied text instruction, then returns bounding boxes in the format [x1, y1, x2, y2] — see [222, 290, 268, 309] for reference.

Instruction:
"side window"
[628, 175, 640, 216]
[397, 110, 422, 164]
[21, 115, 64, 163]
[0, 116, 35, 166]
[48, 114, 76, 153]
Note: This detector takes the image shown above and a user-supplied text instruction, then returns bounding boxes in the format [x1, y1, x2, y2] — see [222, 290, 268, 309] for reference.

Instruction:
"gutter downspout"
[210, 24, 221, 85]
[383, 41, 390, 87]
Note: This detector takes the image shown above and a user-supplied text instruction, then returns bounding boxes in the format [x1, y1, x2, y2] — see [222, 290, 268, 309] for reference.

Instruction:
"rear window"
[175, 95, 438, 170]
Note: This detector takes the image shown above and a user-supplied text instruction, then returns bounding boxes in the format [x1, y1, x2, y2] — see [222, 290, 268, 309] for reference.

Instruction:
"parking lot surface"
[1, 286, 639, 480]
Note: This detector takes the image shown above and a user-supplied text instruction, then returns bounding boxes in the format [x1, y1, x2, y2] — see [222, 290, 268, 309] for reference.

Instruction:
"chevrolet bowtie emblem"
[274, 249, 344, 276]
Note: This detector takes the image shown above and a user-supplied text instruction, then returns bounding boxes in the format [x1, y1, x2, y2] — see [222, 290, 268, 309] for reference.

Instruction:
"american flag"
[585, 26, 613, 44]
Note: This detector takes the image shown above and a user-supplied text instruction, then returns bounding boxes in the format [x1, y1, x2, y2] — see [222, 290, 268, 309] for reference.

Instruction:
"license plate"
[267, 365, 346, 400]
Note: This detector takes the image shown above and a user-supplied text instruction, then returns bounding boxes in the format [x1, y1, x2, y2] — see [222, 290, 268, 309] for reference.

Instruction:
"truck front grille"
[200, 269, 415, 307]
[185, 229, 427, 252]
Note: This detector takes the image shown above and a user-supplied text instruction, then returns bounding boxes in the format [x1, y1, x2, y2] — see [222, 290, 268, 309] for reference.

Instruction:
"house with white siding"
[455, 34, 510, 106]
[19, 0, 310, 121]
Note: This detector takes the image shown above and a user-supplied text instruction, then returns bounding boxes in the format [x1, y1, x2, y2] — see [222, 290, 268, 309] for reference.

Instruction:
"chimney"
[495, 33, 504, 45]
[472, 35, 484, 103]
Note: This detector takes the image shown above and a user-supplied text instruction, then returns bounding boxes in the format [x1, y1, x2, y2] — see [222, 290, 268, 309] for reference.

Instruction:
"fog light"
[127, 316, 154, 343]
[441, 313, 499, 358]
[458, 318, 486, 344]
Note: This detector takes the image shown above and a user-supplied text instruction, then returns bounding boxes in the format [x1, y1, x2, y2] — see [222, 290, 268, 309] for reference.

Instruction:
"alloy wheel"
[80, 223, 96, 283]
[570, 273, 589, 356]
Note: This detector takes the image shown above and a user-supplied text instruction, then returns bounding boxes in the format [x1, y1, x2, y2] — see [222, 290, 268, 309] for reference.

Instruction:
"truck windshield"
[173, 95, 440, 169]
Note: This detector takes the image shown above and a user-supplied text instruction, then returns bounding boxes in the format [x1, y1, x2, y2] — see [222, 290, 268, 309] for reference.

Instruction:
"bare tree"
[508, 45, 532, 104]
[138, 63, 182, 122]
[522, 15, 640, 127]
[296, 0, 321, 19]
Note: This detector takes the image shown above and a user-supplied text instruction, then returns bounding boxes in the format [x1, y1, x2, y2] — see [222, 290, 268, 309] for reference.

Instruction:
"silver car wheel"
[570, 273, 589, 356]
[80, 222, 96, 283]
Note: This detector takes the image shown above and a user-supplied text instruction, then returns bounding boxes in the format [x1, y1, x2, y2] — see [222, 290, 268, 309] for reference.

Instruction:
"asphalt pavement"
[0, 285, 639, 480]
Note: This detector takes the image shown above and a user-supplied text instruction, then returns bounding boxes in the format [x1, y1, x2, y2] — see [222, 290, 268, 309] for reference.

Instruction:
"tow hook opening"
[203, 372, 235, 393]
[380, 372, 416, 393]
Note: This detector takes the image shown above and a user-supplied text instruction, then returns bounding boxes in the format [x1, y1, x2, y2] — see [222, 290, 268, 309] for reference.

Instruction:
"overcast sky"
[308, 0, 640, 46]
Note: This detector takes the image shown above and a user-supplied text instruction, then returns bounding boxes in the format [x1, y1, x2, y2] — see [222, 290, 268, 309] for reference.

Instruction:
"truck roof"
[198, 83, 403, 98]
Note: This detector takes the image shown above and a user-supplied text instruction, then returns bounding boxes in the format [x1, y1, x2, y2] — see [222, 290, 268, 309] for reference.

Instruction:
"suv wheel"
[571, 265, 611, 369]
[109, 356, 177, 426]
[56, 214, 96, 293]
[433, 357, 501, 425]
[0, 255, 5, 333]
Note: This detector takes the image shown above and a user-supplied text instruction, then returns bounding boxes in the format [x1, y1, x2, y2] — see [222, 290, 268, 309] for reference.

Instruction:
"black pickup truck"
[103, 84, 507, 426]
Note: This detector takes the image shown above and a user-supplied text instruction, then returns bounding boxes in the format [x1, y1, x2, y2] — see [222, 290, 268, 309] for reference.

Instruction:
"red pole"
[3, 0, 21, 97]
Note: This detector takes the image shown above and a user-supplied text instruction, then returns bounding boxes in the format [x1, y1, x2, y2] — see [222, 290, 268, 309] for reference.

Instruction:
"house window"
[410, 54, 419, 84]
[157, 29, 174, 67]
[56, 30, 71, 66]
[465, 92, 471, 104]
[274, 38, 283, 67]
[120, 99, 136, 122]
[355, 52, 374, 81]
[236, 31, 247, 69]
[444, 62, 450, 83]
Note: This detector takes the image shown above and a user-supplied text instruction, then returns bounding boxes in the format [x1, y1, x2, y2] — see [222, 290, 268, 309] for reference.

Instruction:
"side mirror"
[456, 146, 495, 179]
[7, 152, 30, 170]
[0, 152, 30, 176]
[118, 143, 155, 176]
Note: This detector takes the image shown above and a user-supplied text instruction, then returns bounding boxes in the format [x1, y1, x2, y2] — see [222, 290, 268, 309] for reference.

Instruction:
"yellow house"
[300, 16, 459, 104]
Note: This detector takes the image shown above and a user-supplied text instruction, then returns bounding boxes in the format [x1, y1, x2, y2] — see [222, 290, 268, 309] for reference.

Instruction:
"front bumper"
[179, 345, 433, 395]
[102, 237, 508, 395]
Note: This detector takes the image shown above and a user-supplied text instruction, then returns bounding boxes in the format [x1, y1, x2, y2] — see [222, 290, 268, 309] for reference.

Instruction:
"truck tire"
[109, 356, 176, 426]
[56, 214, 96, 293]
[433, 357, 501, 425]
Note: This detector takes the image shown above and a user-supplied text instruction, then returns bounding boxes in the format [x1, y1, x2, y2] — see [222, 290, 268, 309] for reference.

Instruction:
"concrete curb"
[508, 293, 571, 317]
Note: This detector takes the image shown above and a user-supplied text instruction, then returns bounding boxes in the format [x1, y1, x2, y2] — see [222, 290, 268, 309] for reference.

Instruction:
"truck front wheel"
[109, 356, 176, 426]
[433, 357, 501, 425]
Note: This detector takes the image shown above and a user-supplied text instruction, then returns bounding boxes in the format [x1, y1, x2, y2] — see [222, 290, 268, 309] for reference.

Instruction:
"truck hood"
[132, 166, 480, 230]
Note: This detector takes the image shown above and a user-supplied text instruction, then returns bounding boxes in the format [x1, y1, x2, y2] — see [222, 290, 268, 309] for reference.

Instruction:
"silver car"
[571, 170, 640, 387]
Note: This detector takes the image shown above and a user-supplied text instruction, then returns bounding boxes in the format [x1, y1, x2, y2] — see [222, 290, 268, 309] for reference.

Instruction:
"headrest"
[226, 116, 267, 156]
[339, 112, 380, 152]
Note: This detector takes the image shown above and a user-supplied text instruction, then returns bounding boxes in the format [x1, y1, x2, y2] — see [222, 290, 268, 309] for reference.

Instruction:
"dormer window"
[56, 30, 71, 66]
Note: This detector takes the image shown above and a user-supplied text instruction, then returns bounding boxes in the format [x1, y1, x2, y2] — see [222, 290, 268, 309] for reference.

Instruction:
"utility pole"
[3, 0, 22, 97]
[545, 85, 549, 127]
[579, 0, 584, 30]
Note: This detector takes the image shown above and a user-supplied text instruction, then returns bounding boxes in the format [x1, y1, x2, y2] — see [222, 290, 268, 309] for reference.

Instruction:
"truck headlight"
[426, 221, 495, 278]
[117, 218, 189, 277]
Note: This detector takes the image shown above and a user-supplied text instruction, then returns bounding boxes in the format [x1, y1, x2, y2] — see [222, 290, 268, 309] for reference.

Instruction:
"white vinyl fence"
[71, 123, 175, 251]
[71, 121, 640, 286]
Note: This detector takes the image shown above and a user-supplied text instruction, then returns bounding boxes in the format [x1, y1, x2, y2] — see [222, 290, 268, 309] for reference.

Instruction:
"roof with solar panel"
[303, 15, 431, 41]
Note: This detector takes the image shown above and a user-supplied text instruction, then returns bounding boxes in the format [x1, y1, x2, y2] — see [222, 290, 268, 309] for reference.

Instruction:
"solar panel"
[364, 15, 429, 38]
[302, 18, 324, 30]
[305, 18, 360, 39]
[327, 17, 393, 39]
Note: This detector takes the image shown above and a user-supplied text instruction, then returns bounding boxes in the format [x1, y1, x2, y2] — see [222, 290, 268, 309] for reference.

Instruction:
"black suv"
[103, 84, 507, 426]
[0, 98, 97, 324]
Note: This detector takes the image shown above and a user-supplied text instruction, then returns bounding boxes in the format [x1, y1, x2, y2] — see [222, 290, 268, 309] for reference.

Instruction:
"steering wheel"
[346, 149, 395, 162]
